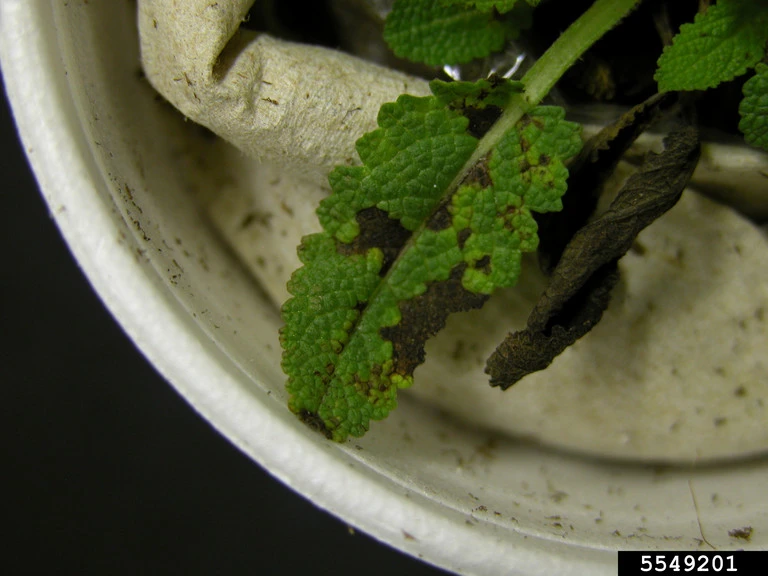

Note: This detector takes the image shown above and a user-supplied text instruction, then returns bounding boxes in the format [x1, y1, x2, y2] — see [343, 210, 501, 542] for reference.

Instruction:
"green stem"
[380, 0, 643, 296]
[523, 0, 643, 107]
[468, 0, 642, 165]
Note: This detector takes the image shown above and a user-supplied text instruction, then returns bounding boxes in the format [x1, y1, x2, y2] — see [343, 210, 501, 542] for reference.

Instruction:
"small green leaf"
[655, 0, 768, 92]
[384, 0, 522, 66]
[438, 0, 540, 13]
[281, 80, 581, 441]
[470, 0, 521, 12]
[739, 63, 768, 151]
[431, 76, 524, 110]
[430, 76, 525, 136]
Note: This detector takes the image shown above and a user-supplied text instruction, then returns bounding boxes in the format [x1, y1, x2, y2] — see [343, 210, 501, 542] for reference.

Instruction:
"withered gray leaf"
[486, 126, 701, 389]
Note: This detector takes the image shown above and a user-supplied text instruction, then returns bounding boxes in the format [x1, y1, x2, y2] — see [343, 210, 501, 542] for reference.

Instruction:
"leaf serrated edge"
[655, 0, 768, 92]
[739, 63, 768, 152]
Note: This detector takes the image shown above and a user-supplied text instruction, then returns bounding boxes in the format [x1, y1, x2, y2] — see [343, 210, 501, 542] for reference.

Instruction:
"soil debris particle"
[728, 526, 753, 542]
[728, 526, 753, 541]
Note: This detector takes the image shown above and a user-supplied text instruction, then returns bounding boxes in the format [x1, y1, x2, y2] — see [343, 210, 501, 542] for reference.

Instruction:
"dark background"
[1, 77, 449, 575]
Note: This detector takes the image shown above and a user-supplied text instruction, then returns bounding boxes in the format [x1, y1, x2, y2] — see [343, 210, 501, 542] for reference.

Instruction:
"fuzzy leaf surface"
[281, 82, 581, 441]
[384, 0, 525, 66]
[431, 76, 524, 136]
[739, 63, 768, 151]
[318, 94, 478, 238]
[655, 0, 768, 92]
[438, 0, 539, 13]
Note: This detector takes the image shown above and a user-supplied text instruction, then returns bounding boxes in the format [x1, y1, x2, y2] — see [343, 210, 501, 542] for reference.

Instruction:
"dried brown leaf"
[537, 92, 678, 273]
[487, 126, 701, 389]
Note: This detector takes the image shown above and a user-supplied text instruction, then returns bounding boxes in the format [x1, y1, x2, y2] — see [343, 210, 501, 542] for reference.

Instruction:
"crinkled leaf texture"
[439, 0, 540, 14]
[384, 0, 526, 66]
[739, 63, 768, 151]
[655, 0, 768, 92]
[281, 80, 582, 441]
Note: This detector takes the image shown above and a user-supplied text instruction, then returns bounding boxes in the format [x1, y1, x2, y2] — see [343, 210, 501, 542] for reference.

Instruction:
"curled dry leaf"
[486, 126, 701, 389]
[536, 91, 678, 274]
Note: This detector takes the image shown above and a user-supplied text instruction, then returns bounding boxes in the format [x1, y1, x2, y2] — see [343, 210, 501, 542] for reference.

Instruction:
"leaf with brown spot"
[282, 81, 582, 441]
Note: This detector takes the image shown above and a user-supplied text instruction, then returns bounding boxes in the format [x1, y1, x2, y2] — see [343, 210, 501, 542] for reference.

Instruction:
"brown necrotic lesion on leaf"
[381, 264, 489, 377]
[298, 409, 333, 439]
[462, 155, 493, 188]
[336, 206, 411, 274]
[427, 155, 493, 234]
[486, 125, 701, 389]
[463, 104, 505, 138]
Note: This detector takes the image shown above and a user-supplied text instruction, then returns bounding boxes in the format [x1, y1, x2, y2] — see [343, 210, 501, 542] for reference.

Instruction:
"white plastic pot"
[1, 2, 765, 574]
